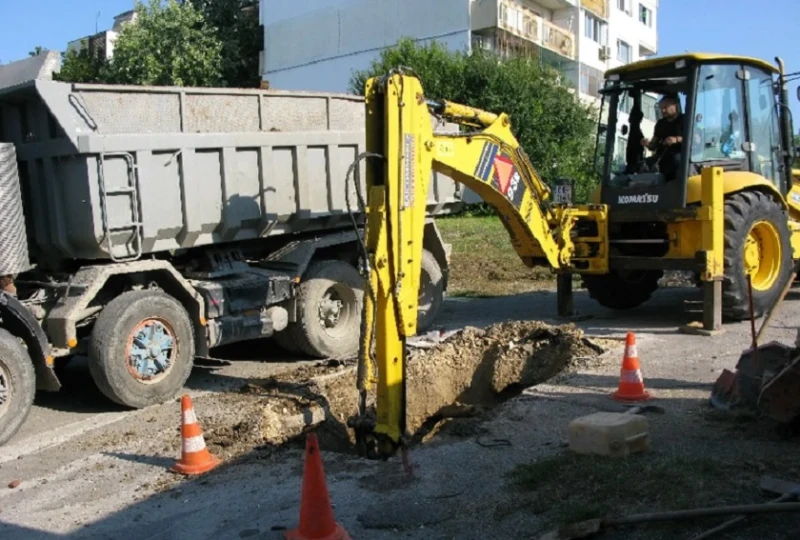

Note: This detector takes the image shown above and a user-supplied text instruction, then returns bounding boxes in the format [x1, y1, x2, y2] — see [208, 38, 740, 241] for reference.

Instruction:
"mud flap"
[0, 292, 60, 391]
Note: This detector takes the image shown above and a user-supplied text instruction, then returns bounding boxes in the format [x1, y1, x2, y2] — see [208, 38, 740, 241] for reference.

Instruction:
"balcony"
[472, 0, 576, 60]
[581, 0, 608, 19]
[639, 40, 657, 58]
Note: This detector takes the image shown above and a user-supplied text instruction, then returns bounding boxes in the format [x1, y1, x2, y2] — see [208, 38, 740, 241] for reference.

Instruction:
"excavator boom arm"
[354, 73, 607, 458]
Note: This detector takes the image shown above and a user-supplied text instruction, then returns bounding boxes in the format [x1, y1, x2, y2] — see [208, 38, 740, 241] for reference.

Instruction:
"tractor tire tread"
[721, 190, 792, 321]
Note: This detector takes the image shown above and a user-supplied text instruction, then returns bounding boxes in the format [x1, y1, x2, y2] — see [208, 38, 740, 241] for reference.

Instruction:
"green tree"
[349, 39, 599, 203]
[54, 48, 109, 84]
[186, 0, 261, 87]
[105, 0, 223, 87]
[28, 46, 47, 57]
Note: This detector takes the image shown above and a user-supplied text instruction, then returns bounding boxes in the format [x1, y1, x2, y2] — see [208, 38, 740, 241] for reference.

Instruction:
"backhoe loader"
[584, 53, 800, 321]
[348, 53, 800, 459]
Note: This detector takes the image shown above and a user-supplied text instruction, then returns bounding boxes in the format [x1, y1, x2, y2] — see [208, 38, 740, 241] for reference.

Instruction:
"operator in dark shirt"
[640, 94, 684, 180]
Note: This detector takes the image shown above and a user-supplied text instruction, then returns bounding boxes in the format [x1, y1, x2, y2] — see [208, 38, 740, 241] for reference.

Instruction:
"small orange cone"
[170, 395, 221, 475]
[285, 433, 351, 540]
[612, 332, 651, 402]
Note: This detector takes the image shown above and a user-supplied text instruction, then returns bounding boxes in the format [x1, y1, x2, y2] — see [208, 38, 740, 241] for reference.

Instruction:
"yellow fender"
[687, 171, 787, 208]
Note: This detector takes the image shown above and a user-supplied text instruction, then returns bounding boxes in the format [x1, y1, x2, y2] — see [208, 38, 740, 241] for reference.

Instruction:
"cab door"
[743, 65, 784, 192]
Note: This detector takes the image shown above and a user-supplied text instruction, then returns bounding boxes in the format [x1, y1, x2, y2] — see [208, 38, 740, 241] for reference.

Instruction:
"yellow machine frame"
[350, 71, 728, 458]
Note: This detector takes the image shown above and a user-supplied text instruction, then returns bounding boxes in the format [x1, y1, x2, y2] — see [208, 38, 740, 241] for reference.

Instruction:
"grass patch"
[503, 451, 772, 538]
[437, 215, 556, 297]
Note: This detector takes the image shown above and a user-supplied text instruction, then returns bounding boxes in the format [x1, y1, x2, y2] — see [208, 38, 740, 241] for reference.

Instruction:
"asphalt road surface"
[1, 283, 799, 539]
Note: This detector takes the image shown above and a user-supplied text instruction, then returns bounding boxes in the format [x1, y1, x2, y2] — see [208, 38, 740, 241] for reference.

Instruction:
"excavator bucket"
[711, 340, 800, 426]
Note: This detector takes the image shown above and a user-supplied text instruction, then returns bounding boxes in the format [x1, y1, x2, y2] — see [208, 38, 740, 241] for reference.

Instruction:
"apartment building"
[259, 0, 659, 106]
[66, 10, 139, 60]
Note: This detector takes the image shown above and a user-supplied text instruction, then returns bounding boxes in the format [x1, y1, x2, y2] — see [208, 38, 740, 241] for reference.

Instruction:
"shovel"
[539, 500, 800, 540]
[688, 476, 800, 540]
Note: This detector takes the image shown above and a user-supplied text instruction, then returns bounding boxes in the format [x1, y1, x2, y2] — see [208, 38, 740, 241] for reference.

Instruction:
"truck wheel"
[0, 329, 35, 446]
[287, 260, 364, 359]
[582, 269, 663, 311]
[273, 328, 301, 354]
[89, 290, 195, 409]
[722, 190, 792, 320]
[417, 249, 444, 333]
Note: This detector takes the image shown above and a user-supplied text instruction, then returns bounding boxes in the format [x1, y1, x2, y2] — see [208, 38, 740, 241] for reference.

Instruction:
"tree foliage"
[55, 0, 223, 87]
[349, 39, 600, 203]
[185, 0, 261, 87]
[107, 0, 223, 87]
[53, 48, 109, 84]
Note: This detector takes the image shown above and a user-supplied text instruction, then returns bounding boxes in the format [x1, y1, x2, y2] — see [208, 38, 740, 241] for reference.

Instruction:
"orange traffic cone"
[612, 332, 651, 402]
[171, 395, 221, 475]
[285, 433, 351, 540]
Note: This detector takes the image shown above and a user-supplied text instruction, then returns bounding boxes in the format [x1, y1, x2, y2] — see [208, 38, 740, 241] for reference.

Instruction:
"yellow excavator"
[349, 53, 800, 459]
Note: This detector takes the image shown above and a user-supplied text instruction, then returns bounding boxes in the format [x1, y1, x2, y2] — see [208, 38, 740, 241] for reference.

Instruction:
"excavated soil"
[401, 321, 614, 435]
[201, 321, 616, 457]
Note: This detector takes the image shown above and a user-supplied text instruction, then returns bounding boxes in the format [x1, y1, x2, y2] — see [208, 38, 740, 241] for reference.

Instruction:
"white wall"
[261, 0, 472, 93]
[260, 0, 361, 25]
[264, 34, 470, 93]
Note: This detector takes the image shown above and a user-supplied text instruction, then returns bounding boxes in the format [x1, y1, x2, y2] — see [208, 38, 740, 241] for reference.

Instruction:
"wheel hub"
[319, 295, 344, 328]
[0, 366, 9, 418]
[316, 282, 356, 340]
[127, 319, 176, 383]
[744, 220, 781, 292]
[418, 272, 433, 312]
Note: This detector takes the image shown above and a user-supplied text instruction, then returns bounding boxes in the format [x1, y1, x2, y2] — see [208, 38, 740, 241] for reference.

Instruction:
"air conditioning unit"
[599, 46, 612, 60]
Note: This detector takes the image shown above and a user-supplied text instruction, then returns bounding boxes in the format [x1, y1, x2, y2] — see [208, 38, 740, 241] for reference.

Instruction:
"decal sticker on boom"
[492, 153, 526, 210]
[473, 143, 527, 211]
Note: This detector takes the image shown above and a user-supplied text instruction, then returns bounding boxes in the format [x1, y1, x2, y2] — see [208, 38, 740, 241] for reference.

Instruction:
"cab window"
[746, 67, 781, 184]
[691, 64, 747, 165]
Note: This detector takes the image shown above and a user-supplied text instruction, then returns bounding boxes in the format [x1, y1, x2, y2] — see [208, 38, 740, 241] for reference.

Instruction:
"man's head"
[658, 95, 680, 120]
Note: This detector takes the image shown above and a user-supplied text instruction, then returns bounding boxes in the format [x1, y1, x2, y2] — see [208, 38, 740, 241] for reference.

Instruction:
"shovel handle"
[688, 492, 796, 540]
[756, 260, 800, 341]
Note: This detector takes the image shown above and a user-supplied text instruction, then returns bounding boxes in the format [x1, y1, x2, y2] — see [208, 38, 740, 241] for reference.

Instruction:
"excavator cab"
[595, 55, 794, 213]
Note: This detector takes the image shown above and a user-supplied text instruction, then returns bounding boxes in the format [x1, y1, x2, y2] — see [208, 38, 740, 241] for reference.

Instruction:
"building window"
[580, 63, 604, 97]
[616, 0, 631, 15]
[614, 136, 627, 169]
[617, 40, 631, 63]
[619, 94, 631, 114]
[639, 5, 653, 27]
[642, 94, 658, 122]
[584, 12, 607, 44]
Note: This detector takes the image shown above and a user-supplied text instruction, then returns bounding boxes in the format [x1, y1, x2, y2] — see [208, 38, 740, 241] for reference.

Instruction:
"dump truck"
[0, 54, 463, 445]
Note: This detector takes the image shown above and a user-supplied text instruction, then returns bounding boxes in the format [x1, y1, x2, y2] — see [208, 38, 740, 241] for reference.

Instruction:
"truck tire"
[722, 190, 792, 320]
[89, 290, 195, 409]
[582, 269, 663, 311]
[417, 249, 444, 333]
[273, 328, 301, 354]
[285, 260, 364, 359]
[0, 329, 35, 446]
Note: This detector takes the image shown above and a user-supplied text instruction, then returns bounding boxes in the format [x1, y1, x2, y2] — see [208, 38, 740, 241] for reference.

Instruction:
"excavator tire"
[581, 269, 663, 311]
[721, 190, 792, 320]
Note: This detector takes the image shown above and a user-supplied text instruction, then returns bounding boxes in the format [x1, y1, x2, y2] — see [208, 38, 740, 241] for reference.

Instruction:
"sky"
[656, 0, 800, 129]
[1, 0, 800, 122]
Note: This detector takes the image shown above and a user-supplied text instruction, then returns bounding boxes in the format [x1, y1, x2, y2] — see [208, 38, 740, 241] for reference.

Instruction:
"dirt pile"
[402, 321, 612, 434]
[196, 321, 616, 458]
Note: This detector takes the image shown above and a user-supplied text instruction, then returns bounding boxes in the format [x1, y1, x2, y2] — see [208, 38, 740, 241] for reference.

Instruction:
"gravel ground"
[2, 282, 800, 539]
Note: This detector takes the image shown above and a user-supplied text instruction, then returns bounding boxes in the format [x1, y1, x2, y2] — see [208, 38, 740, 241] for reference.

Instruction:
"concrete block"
[567, 411, 649, 457]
